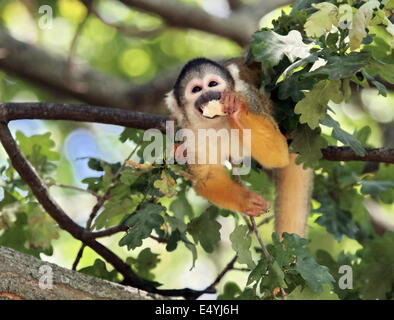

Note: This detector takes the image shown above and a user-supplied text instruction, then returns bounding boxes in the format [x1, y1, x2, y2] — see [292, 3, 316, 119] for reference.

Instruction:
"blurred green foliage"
[0, 0, 394, 300]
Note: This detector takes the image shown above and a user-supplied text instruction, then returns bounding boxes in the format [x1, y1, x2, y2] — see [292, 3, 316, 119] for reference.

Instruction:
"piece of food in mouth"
[202, 100, 226, 118]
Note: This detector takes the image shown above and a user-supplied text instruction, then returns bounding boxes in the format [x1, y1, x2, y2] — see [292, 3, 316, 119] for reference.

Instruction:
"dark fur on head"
[173, 58, 234, 106]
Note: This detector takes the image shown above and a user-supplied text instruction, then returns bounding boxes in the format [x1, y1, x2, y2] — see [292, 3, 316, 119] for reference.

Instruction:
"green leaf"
[320, 114, 366, 156]
[349, 1, 381, 50]
[304, 2, 338, 38]
[363, 70, 388, 96]
[358, 232, 394, 299]
[251, 29, 313, 87]
[251, 30, 313, 66]
[304, 52, 371, 80]
[247, 259, 268, 286]
[25, 202, 59, 250]
[278, 69, 317, 102]
[339, 190, 374, 237]
[366, 58, 394, 85]
[270, 233, 335, 293]
[119, 203, 165, 250]
[281, 55, 319, 79]
[296, 255, 334, 293]
[94, 198, 137, 229]
[170, 191, 194, 220]
[16, 131, 59, 175]
[153, 171, 177, 198]
[386, 0, 394, 10]
[269, 260, 287, 289]
[291, 125, 328, 168]
[229, 225, 256, 269]
[127, 248, 160, 281]
[374, 164, 394, 203]
[294, 80, 343, 129]
[182, 234, 198, 270]
[16, 131, 59, 161]
[167, 215, 187, 233]
[242, 169, 274, 201]
[187, 209, 221, 253]
[313, 195, 359, 240]
[315, 250, 358, 300]
[0, 213, 52, 257]
[120, 167, 139, 185]
[119, 128, 143, 143]
[79, 259, 118, 282]
[360, 180, 394, 197]
[354, 126, 371, 145]
[217, 282, 242, 300]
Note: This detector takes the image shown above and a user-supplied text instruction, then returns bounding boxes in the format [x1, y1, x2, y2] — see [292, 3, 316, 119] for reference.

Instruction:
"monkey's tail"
[274, 153, 314, 238]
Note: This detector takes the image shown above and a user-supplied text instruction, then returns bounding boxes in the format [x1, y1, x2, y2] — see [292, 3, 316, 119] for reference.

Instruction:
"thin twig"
[150, 235, 168, 243]
[232, 267, 250, 272]
[206, 255, 237, 290]
[249, 217, 272, 262]
[257, 215, 274, 227]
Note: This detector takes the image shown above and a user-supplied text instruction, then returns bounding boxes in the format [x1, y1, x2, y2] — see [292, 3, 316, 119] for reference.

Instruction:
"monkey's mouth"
[195, 91, 221, 118]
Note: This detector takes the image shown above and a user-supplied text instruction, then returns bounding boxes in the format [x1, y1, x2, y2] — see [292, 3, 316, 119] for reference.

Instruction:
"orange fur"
[190, 164, 269, 216]
[274, 153, 314, 237]
[229, 110, 289, 169]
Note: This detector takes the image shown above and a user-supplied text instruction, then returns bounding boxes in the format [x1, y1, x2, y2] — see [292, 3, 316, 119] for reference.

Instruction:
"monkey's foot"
[242, 192, 270, 216]
[220, 89, 247, 117]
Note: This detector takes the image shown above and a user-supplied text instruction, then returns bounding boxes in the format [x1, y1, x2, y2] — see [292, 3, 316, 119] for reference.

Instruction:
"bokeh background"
[0, 0, 393, 299]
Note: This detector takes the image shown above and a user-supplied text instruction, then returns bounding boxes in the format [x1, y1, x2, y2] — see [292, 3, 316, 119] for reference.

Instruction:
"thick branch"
[321, 146, 394, 164]
[0, 26, 173, 114]
[119, 0, 250, 46]
[1, 102, 394, 163]
[119, 0, 294, 46]
[0, 102, 167, 132]
[0, 246, 162, 300]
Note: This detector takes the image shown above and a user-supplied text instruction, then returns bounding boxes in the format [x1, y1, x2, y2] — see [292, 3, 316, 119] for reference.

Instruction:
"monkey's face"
[169, 58, 235, 127]
[183, 73, 228, 119]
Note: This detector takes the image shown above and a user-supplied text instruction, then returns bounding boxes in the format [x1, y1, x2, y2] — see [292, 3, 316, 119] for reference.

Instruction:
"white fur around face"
[165, 90, 184, 123]
[227, 63, 249, 93]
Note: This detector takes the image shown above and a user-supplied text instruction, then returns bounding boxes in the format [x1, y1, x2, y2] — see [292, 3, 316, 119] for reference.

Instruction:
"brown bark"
[0, 246, 163, 300]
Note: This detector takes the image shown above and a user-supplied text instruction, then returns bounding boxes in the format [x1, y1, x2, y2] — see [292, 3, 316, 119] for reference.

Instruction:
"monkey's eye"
[208, 81, 218, 87]
[192, 86, 202, 93]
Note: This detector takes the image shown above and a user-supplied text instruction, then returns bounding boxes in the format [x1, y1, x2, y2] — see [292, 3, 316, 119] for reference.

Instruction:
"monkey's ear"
[165, 90, 184, 123]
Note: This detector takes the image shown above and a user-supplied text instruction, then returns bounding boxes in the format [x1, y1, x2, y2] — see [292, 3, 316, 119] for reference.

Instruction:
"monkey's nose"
[195, 91, 221, 111]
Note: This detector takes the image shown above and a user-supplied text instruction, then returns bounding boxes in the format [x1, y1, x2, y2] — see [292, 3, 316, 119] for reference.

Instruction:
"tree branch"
[0, 102, 167, 132]
[0, 245, 162, 300]
[119, 0, 250, 46]
[118, 0, 294, 46]
[0, 118, 221, 299]
[0, 26, 174, 114]
[0, 121, 146, 288]
[1, 102, 394, 163]
[321, 146, 394, 164]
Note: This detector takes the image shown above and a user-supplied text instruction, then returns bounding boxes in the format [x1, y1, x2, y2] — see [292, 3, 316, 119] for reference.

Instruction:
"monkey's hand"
[191, 164, 269, 217]
[243, 190, 270, 216]
[220, 89, 248, 121]
[221, 89, 289, 169]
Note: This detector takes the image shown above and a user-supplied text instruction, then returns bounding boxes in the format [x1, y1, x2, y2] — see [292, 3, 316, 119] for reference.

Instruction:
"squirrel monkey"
[165, 58, 313, 237]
